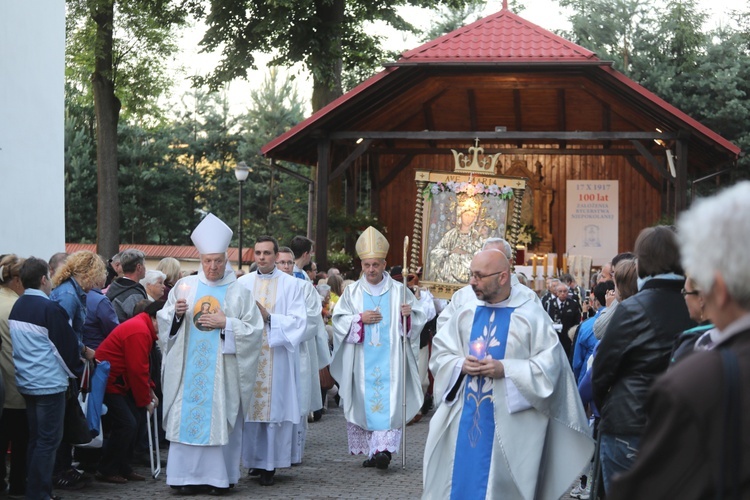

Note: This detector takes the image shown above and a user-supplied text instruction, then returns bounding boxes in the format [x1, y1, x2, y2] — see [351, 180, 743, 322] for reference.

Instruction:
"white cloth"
[331, 273, 426, 432]
[237, 268, 309, 470]
[296, 279, 331, 416]
[165, 411, 244, 488]
[423, 286, 594, 500]
[157, 268, 264, 487]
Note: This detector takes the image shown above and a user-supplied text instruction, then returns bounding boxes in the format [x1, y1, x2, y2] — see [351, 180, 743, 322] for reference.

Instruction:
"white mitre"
[191, 213, 233, 254]
[356, 226, 389, 260]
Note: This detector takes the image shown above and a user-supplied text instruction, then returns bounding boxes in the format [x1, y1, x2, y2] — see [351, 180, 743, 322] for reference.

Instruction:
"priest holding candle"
[423, 249, 593, 499]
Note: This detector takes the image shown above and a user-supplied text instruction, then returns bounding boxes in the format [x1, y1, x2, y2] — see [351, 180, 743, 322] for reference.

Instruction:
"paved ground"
[57, 401, 580, 499]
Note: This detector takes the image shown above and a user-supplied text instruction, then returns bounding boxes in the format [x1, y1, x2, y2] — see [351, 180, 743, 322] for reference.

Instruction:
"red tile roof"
[261, 5, 739, 161]
[65, 243, 255, 264]
[399, 8, 597, 63]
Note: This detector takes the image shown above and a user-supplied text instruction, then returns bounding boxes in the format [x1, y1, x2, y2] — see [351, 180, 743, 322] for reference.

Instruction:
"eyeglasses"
[469, 270, 504, 281]
[276, 260, 294, 266]
[681, 288, 700, 297]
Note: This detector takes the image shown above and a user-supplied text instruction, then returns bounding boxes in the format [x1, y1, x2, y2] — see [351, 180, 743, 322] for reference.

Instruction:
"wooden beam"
[630, 140, 672, 179]
[369, 154, 380, 215]
[625, 155, 661, 191]
[316, 140, 331, 269]
[329, 139, 372, 180]
[675, 138, 689, 211]
[380, 155, 415, 188]
[330, 130, 678, 141]
[370, 147, 648, 156]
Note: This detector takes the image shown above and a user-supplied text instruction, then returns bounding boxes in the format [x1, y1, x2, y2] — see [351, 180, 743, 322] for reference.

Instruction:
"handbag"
[63, 379, 93, 445]
[319, 365, 335, 391]
[76, 360, 109, 449]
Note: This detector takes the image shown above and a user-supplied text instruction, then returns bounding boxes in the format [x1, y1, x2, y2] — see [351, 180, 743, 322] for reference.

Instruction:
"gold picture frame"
[411, 168, 527, 300]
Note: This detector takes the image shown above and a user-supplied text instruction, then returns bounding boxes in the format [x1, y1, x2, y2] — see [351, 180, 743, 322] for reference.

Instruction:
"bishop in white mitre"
[331, 226, 426, 470]
[157, 213, 264, 495]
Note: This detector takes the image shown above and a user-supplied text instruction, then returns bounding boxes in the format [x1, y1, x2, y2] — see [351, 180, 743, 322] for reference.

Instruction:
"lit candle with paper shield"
[469, 337, 487, 360]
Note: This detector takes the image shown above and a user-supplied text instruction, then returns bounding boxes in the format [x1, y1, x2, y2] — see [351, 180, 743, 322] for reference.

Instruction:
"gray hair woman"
[140, 269, 167, 302]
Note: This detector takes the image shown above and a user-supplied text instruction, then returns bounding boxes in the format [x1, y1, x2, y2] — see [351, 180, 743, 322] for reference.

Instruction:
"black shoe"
[421, 394, 434, 415]
[259, 470, 275, 486]
[171, 485, 202, 495]
[312, 409, 323, 421]
[362, 457, 376, 468]
[374, 451, 391, 470]
[248, 469, 261, 477]
[207, 486, 229, 496]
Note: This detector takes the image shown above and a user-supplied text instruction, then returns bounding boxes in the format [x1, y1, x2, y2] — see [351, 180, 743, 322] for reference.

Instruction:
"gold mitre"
[356, 226, 389, 260]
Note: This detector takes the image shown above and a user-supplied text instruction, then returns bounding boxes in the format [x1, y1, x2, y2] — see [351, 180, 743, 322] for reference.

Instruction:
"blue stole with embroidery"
[178, 280, 229, 445]
[362, 289, 392, 430]
[451, 306, 514, 500]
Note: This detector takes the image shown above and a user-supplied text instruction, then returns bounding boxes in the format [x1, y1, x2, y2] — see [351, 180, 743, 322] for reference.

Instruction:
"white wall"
[0, 1, 66, 259]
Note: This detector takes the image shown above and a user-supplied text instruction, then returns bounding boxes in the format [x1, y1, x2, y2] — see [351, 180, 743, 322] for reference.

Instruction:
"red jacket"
[95, 312, 157, 408]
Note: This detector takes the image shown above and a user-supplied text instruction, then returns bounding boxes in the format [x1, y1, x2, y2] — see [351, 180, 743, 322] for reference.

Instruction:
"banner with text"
[566, 180, 618, 267]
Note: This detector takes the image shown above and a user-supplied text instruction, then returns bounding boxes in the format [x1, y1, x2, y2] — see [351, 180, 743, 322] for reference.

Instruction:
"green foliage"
[421, 0, 486, 41]
[327, 208, 387, 251]
[191, 0, 476, 108]
[559, 0, 750, 189]
[326, 249, 355, 275]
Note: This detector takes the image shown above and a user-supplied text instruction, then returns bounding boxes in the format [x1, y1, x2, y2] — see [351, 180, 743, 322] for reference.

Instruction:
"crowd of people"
[2, 181, 750, 499]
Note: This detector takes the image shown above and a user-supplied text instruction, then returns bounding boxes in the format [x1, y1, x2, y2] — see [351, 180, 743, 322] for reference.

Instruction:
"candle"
[469, 337, 487, 360]
[562, 254, 568, 274]
[542, 256, 548, 277]
[177, 282, 191, 301]
[549, 253, 557, 277]
[532, 254, 537, 277]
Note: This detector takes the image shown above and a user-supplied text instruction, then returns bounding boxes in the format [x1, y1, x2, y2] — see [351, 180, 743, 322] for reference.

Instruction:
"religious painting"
[412, 167, 527, 299]
[192, 296, 221, 331]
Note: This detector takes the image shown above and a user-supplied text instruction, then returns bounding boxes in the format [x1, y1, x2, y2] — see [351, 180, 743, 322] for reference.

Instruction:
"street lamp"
[234, 161, 250, 271]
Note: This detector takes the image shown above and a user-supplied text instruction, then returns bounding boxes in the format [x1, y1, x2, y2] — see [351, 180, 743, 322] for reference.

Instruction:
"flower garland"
[423, 181, 514, 200]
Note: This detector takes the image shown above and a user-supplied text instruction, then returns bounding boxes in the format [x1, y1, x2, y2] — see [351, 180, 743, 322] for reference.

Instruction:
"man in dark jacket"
[592, 226, 694, 493]
[106, 249, 148, 322]
[609, 181, 750, 499]
[547, 282, 581, 358]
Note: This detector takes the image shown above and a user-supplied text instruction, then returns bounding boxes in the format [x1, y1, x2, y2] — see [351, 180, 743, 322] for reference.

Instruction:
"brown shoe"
[95, 472, 128, 484]
[123, 472, 146, 482]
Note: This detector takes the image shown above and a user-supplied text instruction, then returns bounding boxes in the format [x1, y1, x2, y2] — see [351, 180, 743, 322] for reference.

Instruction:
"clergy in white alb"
[330, 226, 426, 469]
[423, 249, 594, 500]
[237, 236, 309, 486]
[157, 214, 264, 493]
[277, 246, 332, 464]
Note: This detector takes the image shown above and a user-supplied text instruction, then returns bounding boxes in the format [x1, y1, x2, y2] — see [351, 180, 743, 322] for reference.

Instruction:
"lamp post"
[234, 161, 250, 271]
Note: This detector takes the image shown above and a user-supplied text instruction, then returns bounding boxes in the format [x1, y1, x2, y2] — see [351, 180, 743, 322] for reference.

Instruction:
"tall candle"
[549, 253, 557, 277]
[532, 254, 537, 277]
[542, 256, 548, 277]
[562, 254, 568, 274]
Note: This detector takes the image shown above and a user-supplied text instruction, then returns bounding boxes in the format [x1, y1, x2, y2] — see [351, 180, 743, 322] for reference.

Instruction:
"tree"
[66, 0, 187, 257]
[190, 0, 474, 112]
[422, 0, 486, 41]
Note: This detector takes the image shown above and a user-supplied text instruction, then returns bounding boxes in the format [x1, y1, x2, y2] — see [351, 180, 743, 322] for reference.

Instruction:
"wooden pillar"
[675, 137, 689, 212]
[316, 139, 331, 270]
[344, 159, 358, 256]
